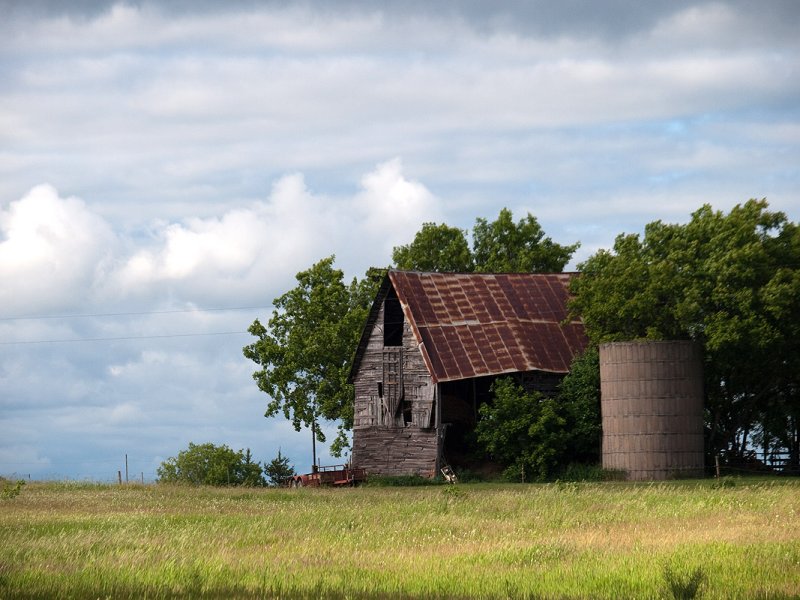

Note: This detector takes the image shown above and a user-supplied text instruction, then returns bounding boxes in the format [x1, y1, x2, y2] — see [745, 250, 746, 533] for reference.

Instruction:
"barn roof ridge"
[386, 268, 580, 276]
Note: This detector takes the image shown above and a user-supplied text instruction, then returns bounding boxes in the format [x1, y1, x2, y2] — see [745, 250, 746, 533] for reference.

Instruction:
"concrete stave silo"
[600, 341, 704, 480]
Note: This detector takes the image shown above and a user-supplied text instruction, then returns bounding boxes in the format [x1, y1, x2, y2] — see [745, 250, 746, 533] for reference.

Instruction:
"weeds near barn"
[0, 478, 798, 598]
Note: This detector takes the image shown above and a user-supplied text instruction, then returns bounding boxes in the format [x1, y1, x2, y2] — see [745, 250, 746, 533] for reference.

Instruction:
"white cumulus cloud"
[3, 159, 439, 313]
[353, 158, 442, 255]
[0, 184, 115, 315]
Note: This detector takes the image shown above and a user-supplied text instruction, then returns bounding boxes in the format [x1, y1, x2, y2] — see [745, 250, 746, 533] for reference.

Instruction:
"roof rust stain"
[389, 270, 587, 383]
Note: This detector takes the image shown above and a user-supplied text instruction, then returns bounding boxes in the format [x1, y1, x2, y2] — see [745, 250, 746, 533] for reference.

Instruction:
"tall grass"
[1, 478, 798, 598]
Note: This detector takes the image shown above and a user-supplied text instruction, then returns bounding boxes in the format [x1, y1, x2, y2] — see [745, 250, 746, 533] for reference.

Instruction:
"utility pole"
[311, 419, 317, 471]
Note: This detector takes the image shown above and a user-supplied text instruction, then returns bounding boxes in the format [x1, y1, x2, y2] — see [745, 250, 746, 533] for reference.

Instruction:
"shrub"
[157, 442, 266, 486]
[476, 377, 566, 482]
[0, 478, 25, 500]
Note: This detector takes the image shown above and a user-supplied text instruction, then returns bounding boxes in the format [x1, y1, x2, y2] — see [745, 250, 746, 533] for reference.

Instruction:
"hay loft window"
[383, 287, 404, 347]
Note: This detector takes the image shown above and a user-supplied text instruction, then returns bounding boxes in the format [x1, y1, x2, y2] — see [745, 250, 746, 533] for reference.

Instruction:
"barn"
[348, 270, 588, 477]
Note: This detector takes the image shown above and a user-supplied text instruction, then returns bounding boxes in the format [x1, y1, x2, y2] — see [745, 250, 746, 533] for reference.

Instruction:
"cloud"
[0, 184, 116, 315]
[353, 158, 442, 254]
[2, 159, 437, 314]
[1, 0, 796, 221]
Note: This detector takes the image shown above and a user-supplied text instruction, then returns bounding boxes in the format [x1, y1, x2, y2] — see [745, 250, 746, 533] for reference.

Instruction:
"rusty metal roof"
[389, 270, 587, 383]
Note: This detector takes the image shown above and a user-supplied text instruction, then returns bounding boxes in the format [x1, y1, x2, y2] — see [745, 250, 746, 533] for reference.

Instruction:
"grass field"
[1, 477, 798, 599]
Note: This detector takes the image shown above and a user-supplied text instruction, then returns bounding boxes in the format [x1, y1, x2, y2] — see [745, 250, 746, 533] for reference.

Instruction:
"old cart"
[289, 464, 367, 487]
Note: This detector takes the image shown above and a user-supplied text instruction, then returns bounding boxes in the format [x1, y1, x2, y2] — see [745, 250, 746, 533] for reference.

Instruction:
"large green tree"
[392, 222, 472, 272]
[571, 200, 800, 467]
[391, 208, 578, 274]
[472, 208, 579, 273]
[243, 257, 380, 460]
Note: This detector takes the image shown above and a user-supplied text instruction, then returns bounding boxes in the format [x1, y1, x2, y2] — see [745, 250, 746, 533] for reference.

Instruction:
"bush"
[157, 442, 265, 486]
[557, 347, 602, 464]
[558, 464, 605, 482]
[476, 377, 567, 482]
[0, 478, 25, 500]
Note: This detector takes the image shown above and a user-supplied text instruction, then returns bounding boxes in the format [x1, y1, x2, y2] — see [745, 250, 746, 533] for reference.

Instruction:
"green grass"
[1, 478, 798, 598]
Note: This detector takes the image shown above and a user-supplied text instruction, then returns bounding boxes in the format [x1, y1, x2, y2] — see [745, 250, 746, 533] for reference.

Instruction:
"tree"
[243, 257, 380, 461]
[473, 349, 601, 480]
[570, 200, 800, 467]
[475, 378, 567, 481]
[264, 449, 296, 486]
[391, 208, 578, 274]
[157, 442, 266, 486]
[472, 208, 578, 273]
[392, 222, 472, 272]
[557, 347, 602, 465]
[241, 448, 266, 487]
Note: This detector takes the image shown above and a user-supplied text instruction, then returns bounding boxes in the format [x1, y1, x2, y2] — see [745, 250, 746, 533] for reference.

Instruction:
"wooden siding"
[352, 427, 438, 477]
[352, 297, 438, 476]
[353, 300, 436, 430]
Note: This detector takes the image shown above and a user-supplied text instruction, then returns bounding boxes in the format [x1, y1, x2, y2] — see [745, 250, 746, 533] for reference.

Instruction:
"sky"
[1, 0, 798, 481]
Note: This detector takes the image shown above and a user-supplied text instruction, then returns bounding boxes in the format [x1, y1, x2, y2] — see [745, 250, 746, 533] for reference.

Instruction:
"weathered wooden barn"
[349, 270, 587, 477]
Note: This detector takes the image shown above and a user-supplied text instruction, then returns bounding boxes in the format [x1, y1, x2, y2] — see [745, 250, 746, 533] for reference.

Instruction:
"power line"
[0, 305, 271, 322]
[0, 330, 250, 346]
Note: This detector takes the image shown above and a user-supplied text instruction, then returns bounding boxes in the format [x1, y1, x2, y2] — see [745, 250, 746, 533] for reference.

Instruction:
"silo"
[600, 341, 704, 480]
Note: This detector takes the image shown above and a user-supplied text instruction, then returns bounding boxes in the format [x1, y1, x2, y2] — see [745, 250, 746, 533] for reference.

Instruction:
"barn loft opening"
[383, 287, 404, 346]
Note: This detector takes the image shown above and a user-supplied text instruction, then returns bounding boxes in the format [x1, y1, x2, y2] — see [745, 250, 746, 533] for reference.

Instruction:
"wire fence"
[0, 455, 161, 484]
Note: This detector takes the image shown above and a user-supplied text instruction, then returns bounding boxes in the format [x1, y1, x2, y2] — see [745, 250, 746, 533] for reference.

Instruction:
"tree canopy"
[570, 200, 800, 466]
[392, 222, 472, 272]
[243, 257, 381, 458]
[393, 208, 578, 273]
[157, 442, 265, 486]
[472, 208, 578, 272]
